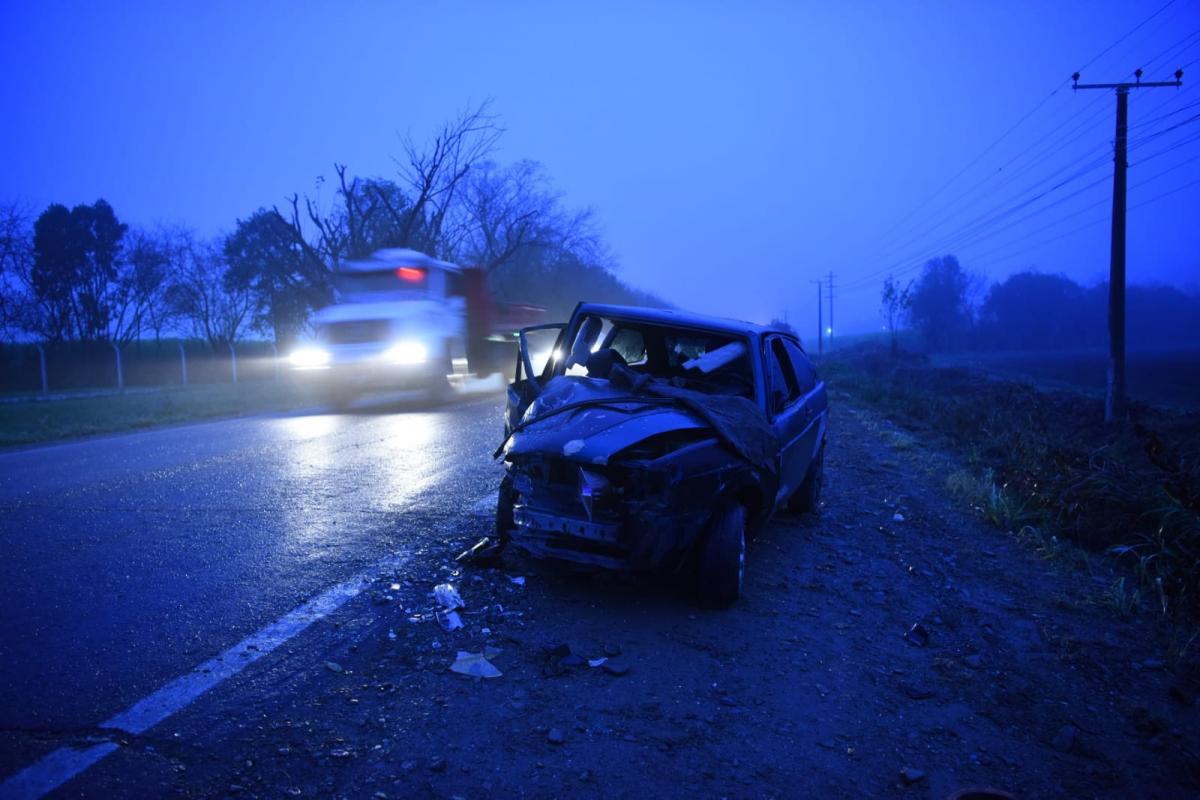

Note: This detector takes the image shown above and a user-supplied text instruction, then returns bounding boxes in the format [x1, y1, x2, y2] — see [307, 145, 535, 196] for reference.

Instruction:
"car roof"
[573, 302, 785, 339]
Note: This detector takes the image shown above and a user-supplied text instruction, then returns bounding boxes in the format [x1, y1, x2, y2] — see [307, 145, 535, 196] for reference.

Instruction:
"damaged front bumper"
[503, 458, 716, 571]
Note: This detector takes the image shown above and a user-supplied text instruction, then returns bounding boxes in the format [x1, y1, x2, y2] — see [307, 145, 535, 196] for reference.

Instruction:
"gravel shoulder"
[62, 396, 1199, 799]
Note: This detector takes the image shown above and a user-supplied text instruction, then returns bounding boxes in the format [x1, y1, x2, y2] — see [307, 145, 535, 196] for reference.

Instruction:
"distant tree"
[908, 255, 973, 351]
[390, 101, 503, 255]
[455, 159, 596, 272]
[110, 226, 175, 343]
[29, 199, 129, 341]
[0, 202, 34, 341]
[977, 271, 1089, 350]
[880, 274, 912, 356]
[275, 166, 412, 268]
[767, 317, 798, 338]
[1126, 283, 1200, 347]
[487, 242, 665, 320]
[224, 209, 330, 345]
[166, 233, 254, 347]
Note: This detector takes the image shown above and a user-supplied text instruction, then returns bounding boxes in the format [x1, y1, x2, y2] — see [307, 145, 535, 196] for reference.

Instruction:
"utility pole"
[826, 272, 836, 349]
[810, 280, 823, 355]
[1074, 68, 1183, 422]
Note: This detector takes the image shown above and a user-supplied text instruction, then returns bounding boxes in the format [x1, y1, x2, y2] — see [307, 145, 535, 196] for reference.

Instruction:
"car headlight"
[289, 346, 331, 369]
[382, 340, 428, 365]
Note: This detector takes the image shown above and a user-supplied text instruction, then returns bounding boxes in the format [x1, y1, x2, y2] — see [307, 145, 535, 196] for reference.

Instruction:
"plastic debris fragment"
[449, 650, 503, 679]
[433, 583, 464, 610]
[437, 610, 464, 632]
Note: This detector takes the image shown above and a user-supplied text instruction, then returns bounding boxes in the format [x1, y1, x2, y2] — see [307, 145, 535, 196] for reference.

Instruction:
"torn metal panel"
[494, 302, 830, 591]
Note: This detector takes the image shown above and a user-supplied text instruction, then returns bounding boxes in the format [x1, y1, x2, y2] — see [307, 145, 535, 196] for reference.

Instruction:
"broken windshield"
[561, 314, 755, 399]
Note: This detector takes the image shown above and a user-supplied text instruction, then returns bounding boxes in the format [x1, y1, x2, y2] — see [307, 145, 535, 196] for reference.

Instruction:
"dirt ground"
[83, 396, 1199, 799]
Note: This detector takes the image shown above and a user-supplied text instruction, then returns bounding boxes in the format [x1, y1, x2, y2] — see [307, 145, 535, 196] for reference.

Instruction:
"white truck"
[287, 248, 541, 406]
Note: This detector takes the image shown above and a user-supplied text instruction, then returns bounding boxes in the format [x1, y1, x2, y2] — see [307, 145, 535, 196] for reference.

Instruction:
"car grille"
[325, 320, 391, 344]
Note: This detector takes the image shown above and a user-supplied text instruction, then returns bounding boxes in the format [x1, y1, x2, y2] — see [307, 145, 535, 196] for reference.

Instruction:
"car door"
[764, 335, 808, 505]
[505, 323, 565, 436]
[782, 338, 828, 475]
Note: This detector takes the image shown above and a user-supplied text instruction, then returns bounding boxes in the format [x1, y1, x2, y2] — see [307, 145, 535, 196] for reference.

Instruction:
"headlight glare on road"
[383, 340, 428, 365]
[288, 346, 331, 369]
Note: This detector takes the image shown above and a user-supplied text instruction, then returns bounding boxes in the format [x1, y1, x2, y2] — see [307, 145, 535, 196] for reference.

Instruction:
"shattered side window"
[767, 338, 801, 412]
[665, 333, 735, 368]
[667, 332, 754, 397]
[609, 328, 647, 365]
[782, 339, 817, 395]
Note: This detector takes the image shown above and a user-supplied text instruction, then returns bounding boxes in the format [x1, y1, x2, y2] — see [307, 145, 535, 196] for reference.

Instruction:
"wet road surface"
[0, 396, 506, 788]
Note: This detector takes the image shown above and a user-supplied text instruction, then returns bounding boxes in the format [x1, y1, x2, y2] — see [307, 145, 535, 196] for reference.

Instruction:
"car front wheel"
[696, 502, 747, 607]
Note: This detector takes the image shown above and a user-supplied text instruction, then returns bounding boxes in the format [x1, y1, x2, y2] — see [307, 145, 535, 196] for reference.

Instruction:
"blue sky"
[2, 0, 1198, 335]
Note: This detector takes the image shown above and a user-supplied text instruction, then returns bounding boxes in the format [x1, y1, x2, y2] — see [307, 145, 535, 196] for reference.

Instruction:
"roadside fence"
[0, 340, 282, 394]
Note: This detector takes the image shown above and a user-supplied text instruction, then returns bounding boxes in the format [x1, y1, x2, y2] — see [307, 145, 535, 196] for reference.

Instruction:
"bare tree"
[109, 226, 176, 343]
[167, 233, 254, 347]
[0, 202, 34, 341]
[385, 101, 503, 255]
[455, 158, 601, 273]
[880, 274, 913, 357]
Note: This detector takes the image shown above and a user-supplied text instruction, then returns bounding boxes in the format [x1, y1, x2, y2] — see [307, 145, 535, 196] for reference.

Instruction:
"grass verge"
[824, 347, 1200, 624]
[0, 382, 320, 447]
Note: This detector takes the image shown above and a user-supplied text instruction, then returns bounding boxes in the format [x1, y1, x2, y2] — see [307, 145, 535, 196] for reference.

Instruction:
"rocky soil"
[77, 397, 1199, 799]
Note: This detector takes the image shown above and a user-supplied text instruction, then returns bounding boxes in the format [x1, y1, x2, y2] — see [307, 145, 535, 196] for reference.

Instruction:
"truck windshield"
[334, 268, 428, 298]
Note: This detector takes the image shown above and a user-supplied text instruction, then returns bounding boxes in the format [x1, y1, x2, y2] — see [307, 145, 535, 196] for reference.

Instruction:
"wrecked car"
[493, 302, 828, 604]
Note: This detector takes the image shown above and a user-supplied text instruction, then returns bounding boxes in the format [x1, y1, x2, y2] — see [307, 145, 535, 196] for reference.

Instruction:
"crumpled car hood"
[503, 377, 709, 464]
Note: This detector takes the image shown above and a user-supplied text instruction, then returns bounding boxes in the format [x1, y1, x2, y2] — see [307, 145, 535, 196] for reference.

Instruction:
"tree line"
[881, 255, 1200, 353]
[0, 103, 660, 349]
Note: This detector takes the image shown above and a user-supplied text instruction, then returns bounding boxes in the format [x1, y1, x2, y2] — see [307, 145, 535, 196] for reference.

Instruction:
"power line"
[972, 171, 1200, 271]
[841, 98, 1199, 294]
[959, 148, 1200, 268]
[866, 0, 1181, 251]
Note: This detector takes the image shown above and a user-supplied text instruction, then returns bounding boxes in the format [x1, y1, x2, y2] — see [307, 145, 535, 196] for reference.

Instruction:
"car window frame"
[780, 338, 818, 397]
[763, 335, 801, 417]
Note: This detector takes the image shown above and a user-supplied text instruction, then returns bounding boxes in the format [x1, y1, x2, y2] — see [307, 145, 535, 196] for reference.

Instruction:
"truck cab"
[288, 249, 466, 404]
[288, 248, 545, 407]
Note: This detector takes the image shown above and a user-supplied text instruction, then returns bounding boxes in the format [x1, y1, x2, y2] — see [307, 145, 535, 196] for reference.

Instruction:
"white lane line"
[104, 554, 406, 735]
[0, 499, 489, 800]
[0, 744, 119, 800]
[0, 558, 401, 800]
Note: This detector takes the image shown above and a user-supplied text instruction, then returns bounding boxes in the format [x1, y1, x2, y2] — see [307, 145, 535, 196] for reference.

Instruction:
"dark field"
[932, 347, 1200, 412]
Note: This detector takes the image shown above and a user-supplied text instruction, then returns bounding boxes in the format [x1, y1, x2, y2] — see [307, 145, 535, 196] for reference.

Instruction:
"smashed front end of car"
[496, 375, 766, 572]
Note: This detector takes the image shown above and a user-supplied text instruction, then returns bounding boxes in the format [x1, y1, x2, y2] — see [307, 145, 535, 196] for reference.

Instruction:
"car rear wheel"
[696, 502, 746, 607]
[788, 441, 825, 514]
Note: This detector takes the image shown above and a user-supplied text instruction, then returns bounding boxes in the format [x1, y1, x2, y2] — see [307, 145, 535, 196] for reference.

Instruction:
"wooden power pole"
[826, 272, 836, 349]
[1073, 68, 1183, 421]
[811, 280, 823, 355]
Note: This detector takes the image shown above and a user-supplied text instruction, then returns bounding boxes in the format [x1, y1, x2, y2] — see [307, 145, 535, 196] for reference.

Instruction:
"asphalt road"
[0, 395, 507, 788]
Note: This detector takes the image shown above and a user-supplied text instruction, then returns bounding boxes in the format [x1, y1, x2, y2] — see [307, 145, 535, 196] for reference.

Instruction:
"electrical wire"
[840, 124, 1200, 293]
[868, 0, 1181, 248]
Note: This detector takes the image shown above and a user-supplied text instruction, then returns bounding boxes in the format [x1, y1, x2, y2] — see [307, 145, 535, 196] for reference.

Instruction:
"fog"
[2, 0, 1198, 341]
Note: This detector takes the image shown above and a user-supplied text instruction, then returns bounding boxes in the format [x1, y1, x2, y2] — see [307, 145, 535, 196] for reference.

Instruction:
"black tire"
[696, 502, 747, 607]
[494, 475, 516, 550]
[788, 441, 825, 514]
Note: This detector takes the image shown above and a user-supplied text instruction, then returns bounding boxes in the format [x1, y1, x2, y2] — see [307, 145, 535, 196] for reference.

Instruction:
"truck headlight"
[382, 340, 428, 365]
[289, 346, 331, 369]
